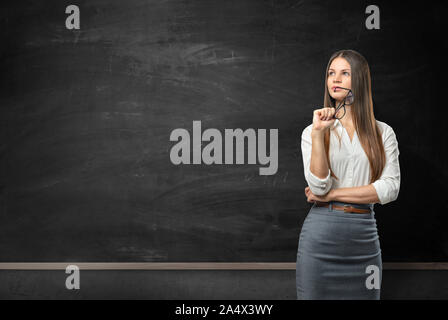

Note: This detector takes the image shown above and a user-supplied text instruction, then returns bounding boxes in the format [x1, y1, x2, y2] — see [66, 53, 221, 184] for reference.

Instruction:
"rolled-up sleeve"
[301, 126, 332, 196]
[372, 126, 401, 205]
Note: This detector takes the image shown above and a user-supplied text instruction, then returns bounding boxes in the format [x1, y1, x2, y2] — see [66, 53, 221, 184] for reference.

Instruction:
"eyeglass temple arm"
[332, 88, 351, 118]
[335, 86, 351, 91]
[333, 100, 345, 117]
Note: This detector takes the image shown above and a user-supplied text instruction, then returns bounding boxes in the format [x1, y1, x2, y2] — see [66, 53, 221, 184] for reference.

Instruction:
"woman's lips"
[332, 86, 341, 91]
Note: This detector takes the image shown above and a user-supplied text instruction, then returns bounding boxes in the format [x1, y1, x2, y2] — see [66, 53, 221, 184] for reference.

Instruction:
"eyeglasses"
[332, 87, 354, 120]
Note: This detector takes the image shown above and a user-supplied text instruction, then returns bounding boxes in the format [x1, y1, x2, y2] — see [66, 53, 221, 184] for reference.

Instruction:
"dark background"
[0, 0, 447, 263]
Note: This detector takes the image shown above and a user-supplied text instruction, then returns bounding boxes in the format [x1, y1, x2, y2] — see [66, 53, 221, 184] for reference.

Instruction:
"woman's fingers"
[305, 187, 313, 202]
[306, 186, 317, 203]
[319, 110, 324, 120]
[319, 107, 334, 121]
[305, 186, 310, 196]
[328, 108, 335, 120]
[314, 107, 335, 125]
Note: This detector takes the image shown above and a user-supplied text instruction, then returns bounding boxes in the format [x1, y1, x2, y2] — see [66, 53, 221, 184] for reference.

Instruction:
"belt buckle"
[343, 204, 351, 212]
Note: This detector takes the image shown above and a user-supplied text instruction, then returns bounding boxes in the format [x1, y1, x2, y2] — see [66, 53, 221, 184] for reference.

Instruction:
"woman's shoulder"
[301, 123, 314, 137]
[375, 119, 395, 135]
[375, 119, 398, 141]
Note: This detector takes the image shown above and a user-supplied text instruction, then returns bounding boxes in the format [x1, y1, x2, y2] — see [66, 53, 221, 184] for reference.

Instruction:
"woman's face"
[327, 57, 352, 103]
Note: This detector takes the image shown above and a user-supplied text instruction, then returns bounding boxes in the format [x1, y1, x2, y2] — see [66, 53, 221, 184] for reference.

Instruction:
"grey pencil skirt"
[296, 201, 382, 300]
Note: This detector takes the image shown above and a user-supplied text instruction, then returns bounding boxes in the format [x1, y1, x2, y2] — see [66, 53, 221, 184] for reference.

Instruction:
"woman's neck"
[338, 105, 353, 128]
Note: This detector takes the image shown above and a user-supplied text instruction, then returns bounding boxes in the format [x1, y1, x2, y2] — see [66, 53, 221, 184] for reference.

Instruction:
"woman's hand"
[305, 186, 333, 203]
[312, 107, 336, 131]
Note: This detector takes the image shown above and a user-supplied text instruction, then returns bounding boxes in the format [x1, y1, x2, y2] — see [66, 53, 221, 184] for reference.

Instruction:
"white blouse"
[300, 119, 401, 206]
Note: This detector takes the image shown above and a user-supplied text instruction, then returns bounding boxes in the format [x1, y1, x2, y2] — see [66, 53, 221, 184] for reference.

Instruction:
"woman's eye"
[328, 71, 350, 76]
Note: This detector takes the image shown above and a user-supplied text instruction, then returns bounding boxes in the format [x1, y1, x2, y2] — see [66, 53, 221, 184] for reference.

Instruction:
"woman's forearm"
[330, 184, 380, 204]
[310, 129, 329, 179]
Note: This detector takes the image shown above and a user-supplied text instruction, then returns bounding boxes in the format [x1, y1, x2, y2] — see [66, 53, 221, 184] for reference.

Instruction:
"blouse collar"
[332, 118, 341, 129]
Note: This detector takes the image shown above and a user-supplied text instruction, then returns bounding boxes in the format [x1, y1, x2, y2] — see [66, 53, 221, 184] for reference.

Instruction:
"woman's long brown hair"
[323, 49, 385, 183]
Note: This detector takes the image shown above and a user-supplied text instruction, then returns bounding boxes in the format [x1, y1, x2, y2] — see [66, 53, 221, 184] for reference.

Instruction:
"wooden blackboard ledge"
[0, 262, 447, 270]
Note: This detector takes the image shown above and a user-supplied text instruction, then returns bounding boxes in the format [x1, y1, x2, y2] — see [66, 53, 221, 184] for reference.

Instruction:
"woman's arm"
[310, 129, 330, 179]
[371, 126, 401, 205]
[301, 107, 336, 196]
[301, 127, 332, 195]
[329, 184, 380, 204]
[305, 184, 380, 204]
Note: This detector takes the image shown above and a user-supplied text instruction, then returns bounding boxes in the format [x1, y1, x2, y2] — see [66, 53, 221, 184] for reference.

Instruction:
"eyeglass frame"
[333, 87, 353, 120]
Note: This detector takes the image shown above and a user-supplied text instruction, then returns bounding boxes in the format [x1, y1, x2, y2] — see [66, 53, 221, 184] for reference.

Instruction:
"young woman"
[296, 49, 401, 300]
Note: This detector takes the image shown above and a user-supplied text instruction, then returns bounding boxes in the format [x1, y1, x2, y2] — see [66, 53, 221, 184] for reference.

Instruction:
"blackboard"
[1, 0, 447, 262]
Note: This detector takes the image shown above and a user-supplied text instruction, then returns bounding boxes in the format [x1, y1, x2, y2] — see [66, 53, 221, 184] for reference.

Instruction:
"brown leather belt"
[315, 202, 371, 214]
